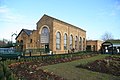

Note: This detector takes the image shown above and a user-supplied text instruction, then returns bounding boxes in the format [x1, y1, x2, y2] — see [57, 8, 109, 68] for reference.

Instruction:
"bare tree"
[101, 32, 114, 41]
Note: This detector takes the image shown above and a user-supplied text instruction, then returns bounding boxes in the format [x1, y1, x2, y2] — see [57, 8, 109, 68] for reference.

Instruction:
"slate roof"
[16, 29, 33, 39]
[23, 29, 33, 36]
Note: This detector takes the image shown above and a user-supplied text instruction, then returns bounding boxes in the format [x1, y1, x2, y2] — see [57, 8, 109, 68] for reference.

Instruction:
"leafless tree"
[101, 32, 114, 41]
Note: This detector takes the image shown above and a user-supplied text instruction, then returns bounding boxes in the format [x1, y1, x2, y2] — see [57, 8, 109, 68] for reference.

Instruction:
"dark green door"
[45, 44, 49, 53]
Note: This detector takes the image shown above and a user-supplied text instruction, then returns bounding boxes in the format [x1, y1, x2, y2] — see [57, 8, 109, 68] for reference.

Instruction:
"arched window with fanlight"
[75, 36, 78, 50]
[41, 27, 49, 43]
[79, 37, 82, 50]
[64, 33, 67, 50]
[56, 32, 61, 50]
[83, 38, 86, 51]
[70, 35, 73, 49]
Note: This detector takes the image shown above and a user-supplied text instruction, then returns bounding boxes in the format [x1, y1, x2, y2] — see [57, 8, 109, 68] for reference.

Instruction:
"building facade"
[16, 14, 86, 54]
[86, 40, 103, 51]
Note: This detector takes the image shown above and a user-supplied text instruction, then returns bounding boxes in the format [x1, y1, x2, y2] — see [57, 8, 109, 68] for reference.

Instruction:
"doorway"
[45, 44, 49, 53]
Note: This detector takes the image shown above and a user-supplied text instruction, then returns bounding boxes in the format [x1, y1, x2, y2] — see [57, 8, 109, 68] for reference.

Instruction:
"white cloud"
[0, 5, 9, 13]
[0, 5, 36, 40]
[0, 5, 25, 22]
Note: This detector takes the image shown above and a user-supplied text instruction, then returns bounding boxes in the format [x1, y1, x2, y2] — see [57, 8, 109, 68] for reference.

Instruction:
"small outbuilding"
[101, 40, 120, 54]
[86, 40, 103, 52]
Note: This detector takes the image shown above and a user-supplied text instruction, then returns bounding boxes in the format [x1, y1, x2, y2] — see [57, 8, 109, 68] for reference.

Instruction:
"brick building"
[16, 14, 86, 54]
[86, 40, 103, 51]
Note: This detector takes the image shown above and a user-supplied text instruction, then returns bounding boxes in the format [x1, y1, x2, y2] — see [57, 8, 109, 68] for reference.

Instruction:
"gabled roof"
[23, 29, 33, 36]
[16, 29, 33, 39]
[37, 14, 86, 32]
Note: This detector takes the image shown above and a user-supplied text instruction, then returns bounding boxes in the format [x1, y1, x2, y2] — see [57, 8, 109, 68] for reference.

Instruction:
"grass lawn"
[41, 54, 120, 80]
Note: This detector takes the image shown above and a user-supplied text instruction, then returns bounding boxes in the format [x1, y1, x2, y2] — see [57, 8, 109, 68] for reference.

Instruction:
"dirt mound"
[9, 54, 98, 80]
[77, 56, 120, 76]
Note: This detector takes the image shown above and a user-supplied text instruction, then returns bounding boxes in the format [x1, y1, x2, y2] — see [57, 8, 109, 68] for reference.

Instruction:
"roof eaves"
[37, 14, 86, 32]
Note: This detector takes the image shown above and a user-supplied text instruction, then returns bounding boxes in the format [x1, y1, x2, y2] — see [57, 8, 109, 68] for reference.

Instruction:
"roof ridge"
[23, 28, 33, 31]
[40, 14, 86, 32]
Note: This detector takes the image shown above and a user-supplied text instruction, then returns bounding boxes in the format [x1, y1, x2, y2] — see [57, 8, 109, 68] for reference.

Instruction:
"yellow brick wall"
[16, 31, 29, 51]
[16, 15, 86, 54]
[37, 15, 53, 50]
[52, 20, 86, 54]
[86, 40, 103, 51]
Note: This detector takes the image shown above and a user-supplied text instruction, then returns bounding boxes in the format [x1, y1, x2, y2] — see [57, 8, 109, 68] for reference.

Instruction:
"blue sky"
[0, 0, 120, 41]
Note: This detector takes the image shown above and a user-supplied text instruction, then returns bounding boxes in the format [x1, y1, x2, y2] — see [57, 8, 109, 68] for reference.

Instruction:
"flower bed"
[8, 53, 98, 80]
[9, 62, 65, 80]
[0, 62, 16, 80]
[76, 56, 120, 76]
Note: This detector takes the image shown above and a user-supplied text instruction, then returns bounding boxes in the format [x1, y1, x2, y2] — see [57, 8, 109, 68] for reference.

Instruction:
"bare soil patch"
[76, 56, 120, 76]
[9, 54, 97, 80]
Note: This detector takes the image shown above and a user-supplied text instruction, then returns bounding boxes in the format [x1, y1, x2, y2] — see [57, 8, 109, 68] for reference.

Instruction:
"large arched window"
[83, 38, 86, 51]
[41, 27, 49, 43]
[70, 35, 73, 49]
[79, 37, 82, 50]
[64, 33, 67, 50]
[41, 27, 49, 34]
[75, 36, 78, 50]
[56, 32, 61, 50]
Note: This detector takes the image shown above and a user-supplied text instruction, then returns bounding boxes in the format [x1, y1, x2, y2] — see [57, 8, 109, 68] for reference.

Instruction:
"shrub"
[0, 62, 17, 80]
